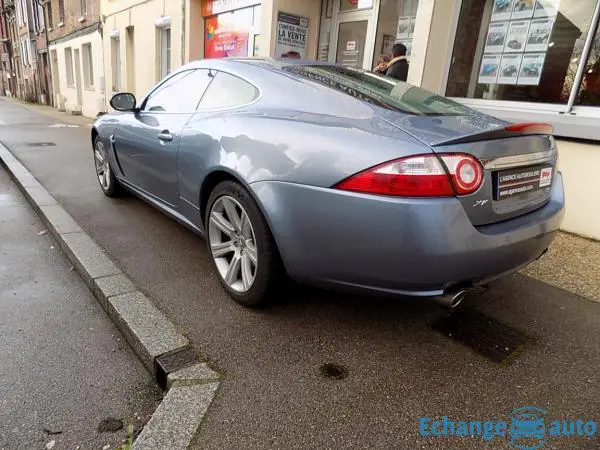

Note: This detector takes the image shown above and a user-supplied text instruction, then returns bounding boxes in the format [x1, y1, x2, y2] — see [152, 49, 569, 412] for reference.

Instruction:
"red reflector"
[505, 123, 553, 135]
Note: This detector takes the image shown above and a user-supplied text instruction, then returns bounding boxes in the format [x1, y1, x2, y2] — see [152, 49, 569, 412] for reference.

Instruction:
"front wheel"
[206, 181, 282, 307]
[93, 136, 122, 197]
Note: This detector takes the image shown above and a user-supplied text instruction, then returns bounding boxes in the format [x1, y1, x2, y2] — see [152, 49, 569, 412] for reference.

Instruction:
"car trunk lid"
[384, 114, 557, 226]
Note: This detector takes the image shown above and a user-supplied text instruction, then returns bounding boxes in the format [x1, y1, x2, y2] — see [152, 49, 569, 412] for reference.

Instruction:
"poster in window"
[534, 0, 560, 18]
[504, 20, 531, 53]
[491, 0, 513, 22]
[409, 17, 416, 36]
[485, 22, 509, 53]
[498, 54, 523, 84]
[205, 16, 249, 58]
[525, 18, 553, 52]
[511, 0, 535, 20]
[396, 17, 411, 39]
[517, 52, 546, 85]
[276, 12, 308, 59]
[478, 54, 501, 84]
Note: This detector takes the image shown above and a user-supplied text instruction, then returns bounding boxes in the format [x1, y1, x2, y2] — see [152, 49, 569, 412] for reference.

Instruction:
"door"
[73, 49, 83, 107]
[329, 0, 378, 70]
[112, 69, 213, 207]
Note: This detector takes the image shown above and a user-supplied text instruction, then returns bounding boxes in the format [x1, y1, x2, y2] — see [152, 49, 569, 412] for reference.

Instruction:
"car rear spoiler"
[431, 123, 554, 147]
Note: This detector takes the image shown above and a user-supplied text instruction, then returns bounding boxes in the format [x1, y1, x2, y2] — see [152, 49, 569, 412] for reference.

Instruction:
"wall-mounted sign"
[202, 0, 260, 17]
[276, 12, 308, 59]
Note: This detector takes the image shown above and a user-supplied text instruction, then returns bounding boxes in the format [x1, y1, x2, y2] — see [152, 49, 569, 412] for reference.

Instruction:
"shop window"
[372, 0, 420, 69]
[198, 71, 258, 109]
[576, 22, 600, 106]
[65, 47, 74, 87]
[111, 37, 121, 91]
[144, 70, 212, 113]
[205, 7, 256, 58]
[82, 43, 94, 89]
[446, 0, 598, 105]
[340, 0, 374, 12]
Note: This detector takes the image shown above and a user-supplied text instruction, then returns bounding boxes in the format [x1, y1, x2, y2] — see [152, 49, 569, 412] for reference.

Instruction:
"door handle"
[158, 131, 174, 142]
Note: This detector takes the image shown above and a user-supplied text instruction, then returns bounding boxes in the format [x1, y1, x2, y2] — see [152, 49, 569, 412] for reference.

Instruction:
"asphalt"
[1, 97, 599, 449]
[0, 163, 161, 449]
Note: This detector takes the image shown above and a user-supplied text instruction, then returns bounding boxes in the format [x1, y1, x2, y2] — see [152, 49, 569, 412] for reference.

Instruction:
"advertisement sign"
[205, 16, 249, 58]
[518, 52, 546, 85]
[478, 54, 501, 84]
[498, 54, 523, 84]
[396, 17, 411, 39]
[511, 0, 535, 20]
[504, 20, 531, 53]
[491, 0, 513, 22]
[485, 22, 509, 53]
[276, 12, 308, 59]
[202, 0, 259, 17]
[525, 18, 553, 52]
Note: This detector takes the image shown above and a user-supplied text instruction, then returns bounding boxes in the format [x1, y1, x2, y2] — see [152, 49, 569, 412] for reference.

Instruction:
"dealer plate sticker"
[495, 165, 553, 200]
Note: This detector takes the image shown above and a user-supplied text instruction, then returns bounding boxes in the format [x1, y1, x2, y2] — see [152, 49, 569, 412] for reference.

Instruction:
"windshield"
[282, 65, 475, 117]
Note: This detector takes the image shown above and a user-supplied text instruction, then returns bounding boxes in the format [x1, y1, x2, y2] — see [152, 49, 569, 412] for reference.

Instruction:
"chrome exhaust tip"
[434, 289, 470, 309]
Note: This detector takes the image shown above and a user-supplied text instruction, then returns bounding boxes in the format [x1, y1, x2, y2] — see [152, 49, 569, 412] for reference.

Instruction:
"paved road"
[1, 98, 598, 449]
[0, 147, 161, 448]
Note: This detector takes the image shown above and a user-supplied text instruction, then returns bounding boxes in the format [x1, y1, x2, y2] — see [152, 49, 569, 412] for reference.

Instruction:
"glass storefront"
[203, 1, 261, 58]
[446, 0, 600, 108]
[317, 0, 421, 71]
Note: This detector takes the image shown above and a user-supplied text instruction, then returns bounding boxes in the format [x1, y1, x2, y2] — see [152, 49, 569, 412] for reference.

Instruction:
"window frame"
[46, 1, 53, 29]
[196, 69, 262, 112]
[65, 47, 74, 87]
[111, 36, 121, 92]
[82, 43, 94, 89]
[58, 0, 65, 24]
[443, 0, 600, 138]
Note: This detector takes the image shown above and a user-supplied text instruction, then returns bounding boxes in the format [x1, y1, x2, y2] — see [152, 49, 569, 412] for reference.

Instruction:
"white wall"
[49, 30, 105, 118]
[101, 0, 185, 107]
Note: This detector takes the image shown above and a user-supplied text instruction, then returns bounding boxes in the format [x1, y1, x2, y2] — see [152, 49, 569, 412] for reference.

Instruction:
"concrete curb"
[0, 142, 219, 449]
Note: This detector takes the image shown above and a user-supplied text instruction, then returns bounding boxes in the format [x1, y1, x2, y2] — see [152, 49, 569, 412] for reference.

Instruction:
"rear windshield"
[282, 65, 474, 117]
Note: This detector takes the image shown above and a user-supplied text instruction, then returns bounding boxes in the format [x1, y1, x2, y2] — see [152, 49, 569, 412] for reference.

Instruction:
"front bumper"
[250, 173, 565, 297]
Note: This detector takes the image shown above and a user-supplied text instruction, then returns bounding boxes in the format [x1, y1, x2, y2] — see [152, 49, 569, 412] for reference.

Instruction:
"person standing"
[373, 55, 391, 75]
[386, 43, 409, 82]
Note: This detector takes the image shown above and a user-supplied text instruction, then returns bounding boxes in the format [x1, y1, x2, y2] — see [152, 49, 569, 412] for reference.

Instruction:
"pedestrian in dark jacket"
[386, 43, 409, 82]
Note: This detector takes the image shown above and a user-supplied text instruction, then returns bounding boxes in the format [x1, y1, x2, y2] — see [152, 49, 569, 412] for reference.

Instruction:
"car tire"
[205, 180, 283, 307]
[93, 136, 122, 197]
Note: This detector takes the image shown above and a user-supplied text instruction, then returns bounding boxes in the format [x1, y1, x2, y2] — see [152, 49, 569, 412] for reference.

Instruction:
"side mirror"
[110, 93, 137, 112]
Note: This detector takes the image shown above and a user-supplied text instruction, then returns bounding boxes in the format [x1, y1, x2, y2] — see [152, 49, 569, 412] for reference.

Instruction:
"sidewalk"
[0, 168, 161, 449]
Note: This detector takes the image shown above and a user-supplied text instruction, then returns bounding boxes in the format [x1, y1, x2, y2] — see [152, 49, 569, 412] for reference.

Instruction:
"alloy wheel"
[94, 140, 111, 191]
[208, 196, 258, 293]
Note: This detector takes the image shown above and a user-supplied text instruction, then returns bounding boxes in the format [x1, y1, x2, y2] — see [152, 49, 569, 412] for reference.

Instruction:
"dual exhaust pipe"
[433, 288, 472, 309]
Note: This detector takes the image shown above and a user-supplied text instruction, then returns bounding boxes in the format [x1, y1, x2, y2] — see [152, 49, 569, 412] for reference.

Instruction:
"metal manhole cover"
[27, 142, 56, 147]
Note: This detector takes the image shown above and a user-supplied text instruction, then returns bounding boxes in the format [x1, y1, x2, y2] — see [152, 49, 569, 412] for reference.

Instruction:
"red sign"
[205, 16, 249, 58]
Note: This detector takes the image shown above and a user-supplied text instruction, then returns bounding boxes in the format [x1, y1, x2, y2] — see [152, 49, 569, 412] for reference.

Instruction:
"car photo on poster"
[487, 32, 506, 46]
[481, 63, 499, 77]
[503, 65, 519, 76]
[507, 39, 523, 50]
[528, 31, 549, 44]
[521, 63, 541, 76]
[494, 0, 511, 13]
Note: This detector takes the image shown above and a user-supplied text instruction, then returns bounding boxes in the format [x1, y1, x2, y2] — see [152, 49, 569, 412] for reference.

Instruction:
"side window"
[143, 69, 212, 113]
[198, 71, 259, 110]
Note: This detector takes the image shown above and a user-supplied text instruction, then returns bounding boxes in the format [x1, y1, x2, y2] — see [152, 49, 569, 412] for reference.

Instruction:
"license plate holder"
[494, 164, 553, 201]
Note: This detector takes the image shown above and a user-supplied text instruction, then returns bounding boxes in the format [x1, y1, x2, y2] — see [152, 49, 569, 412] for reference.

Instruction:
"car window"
[143, 69, 212, 113]
[282, 65, 474, 117]
[198, 71, 259, 110]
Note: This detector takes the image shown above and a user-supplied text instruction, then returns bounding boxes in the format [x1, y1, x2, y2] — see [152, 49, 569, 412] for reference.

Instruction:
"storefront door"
[327, 1, 378, 70]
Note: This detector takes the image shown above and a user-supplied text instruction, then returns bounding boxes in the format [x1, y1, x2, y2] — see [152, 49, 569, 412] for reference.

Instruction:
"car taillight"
[505, 123, 554, 135]
[335, 153, 483, 197]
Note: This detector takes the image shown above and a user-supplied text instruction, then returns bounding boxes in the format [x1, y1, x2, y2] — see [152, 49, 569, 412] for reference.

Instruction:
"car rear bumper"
[250, 172, 565, 297]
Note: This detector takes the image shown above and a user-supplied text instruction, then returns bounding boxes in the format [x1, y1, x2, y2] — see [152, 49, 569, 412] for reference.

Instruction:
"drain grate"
[432, 309, 531, 365]
[27, 142, 56, 147]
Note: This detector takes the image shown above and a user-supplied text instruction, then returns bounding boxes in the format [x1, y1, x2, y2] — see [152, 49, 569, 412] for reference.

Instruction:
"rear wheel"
[93, 136, 122, 197]
[206, 181, 282, 307]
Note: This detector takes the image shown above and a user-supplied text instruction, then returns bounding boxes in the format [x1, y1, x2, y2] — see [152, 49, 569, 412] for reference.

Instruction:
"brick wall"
[47, 0, 101, 42]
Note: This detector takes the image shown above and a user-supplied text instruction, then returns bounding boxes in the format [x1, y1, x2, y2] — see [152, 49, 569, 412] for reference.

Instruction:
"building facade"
[191, 0, 600, 240]
[46, 0, 104, 117]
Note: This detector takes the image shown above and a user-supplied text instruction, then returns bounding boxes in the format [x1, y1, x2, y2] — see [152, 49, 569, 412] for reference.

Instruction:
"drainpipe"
[181, 0, 186, 65]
